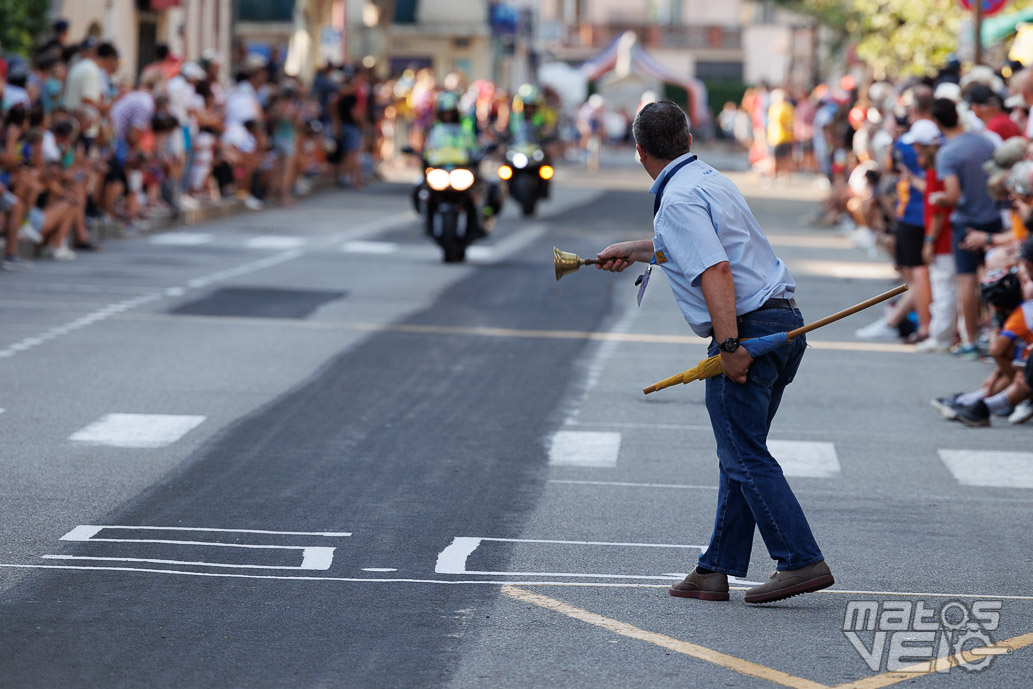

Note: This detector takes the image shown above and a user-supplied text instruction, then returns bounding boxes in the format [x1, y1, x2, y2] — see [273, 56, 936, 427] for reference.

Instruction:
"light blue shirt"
[650, 152, 795, 337]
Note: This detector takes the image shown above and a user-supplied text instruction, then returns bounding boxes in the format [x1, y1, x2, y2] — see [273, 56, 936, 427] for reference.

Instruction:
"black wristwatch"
[719, 337, 740, 353]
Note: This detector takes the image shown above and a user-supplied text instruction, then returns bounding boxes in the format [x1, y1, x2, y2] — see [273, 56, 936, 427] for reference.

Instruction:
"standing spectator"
[140, 44, 180, 84]
[1008, 67, 1033, 139]
[968, 84, 1023, 141]
[930, 97, 1002, 358]
[333, 67, 365, 188]
[38, 19, 70, 57]
[767, 88, 794, 183]
[793, 88, 817, 172]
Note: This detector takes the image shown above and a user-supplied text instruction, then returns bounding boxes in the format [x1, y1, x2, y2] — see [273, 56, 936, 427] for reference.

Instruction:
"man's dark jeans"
[696, 306, 824, 578]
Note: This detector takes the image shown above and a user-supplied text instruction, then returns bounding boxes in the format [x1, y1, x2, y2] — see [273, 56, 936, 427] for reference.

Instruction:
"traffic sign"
[959, 0, 1009, 17]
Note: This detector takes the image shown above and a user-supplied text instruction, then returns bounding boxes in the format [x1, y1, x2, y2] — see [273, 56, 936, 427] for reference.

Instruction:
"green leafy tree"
[0, 0, 51, 58]
[776, 0, 1033, 76]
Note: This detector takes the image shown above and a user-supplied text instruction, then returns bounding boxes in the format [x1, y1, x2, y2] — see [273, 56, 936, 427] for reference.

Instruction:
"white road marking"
[0, 249, 302, 362]
[340, 240, 399, 254]
[244, 236, 307, 250]
[362, 568, 398, 573]
[939, 449, 1033, 488]
[468, 223, 546, 264]
[322, 211, 418, 245]
[69, 413, 206, 448]
[51, 525, 345, 571]
[149, 232, 213, 246]
[435, 536, 707, 581]
[10, 564, 1031, 600]
[768, 440, 840, 478]
[548, 430, 621, 467]
[42, 549, 334, 571]
[549, 479, 718, 490]
[60, 525, 352, 540]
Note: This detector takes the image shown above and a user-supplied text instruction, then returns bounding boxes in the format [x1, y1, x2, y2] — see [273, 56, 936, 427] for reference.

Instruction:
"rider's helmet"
[436, 91, 461, 124]
[513, 83, 543, 117]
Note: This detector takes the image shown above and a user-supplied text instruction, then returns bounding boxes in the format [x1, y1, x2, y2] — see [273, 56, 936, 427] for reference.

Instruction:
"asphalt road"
[1, 153, 1031, 688]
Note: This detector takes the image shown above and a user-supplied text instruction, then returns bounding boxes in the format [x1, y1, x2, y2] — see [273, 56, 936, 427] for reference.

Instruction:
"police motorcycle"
[497, 84, 554, 217]
[410, 93, 501, 263]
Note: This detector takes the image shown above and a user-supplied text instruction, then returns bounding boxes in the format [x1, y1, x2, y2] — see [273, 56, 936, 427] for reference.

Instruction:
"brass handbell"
[553, 247, 604, 281]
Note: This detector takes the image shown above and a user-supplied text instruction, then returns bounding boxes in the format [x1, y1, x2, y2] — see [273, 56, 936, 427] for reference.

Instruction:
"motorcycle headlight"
[426, 168, 450, 191]
[539, 165, 554, 180]
[449, 168, 475, 191]
[498, 165, 513, 181]
[512, 152, 529, 169]
[533, 150, 544, 162]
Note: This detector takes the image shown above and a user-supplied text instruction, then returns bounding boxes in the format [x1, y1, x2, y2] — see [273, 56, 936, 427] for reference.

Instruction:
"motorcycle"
[409, 146, 500, 263]
[498, 132, 553, 217]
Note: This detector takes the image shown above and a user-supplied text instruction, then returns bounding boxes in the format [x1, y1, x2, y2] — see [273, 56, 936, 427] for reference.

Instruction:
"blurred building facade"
[57, 0, 233, 80]
[538, 0, 818, 88]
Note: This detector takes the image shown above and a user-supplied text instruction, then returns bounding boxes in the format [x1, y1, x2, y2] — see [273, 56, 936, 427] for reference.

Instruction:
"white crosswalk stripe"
[548, 431, 622, 467]
[70, 413, 207, 448]
[938, 449, 1033, 488]
[244, 236, 307, 250]
[149, 232, 213, 246]
[769, 440, 841, 478]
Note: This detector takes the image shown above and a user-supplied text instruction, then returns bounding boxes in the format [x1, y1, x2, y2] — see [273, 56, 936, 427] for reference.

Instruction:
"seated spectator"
[933, 239, 1033, 425]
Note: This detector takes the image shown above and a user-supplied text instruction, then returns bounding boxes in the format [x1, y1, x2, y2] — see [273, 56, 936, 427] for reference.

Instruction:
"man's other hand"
[720, 348, 753, 384]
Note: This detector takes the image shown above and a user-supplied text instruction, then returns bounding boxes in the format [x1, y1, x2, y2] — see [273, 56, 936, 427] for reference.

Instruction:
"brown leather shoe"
[668, 569, 729, 601]
[743, 560, 834, 604]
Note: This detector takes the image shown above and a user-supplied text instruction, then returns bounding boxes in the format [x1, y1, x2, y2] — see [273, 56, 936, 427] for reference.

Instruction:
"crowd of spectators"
[0, 19, 422, 272]
[723, 61, 1033, 428]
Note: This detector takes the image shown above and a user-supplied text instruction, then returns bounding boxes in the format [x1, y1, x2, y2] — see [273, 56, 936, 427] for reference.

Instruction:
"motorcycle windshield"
[425, 146, 471, 167]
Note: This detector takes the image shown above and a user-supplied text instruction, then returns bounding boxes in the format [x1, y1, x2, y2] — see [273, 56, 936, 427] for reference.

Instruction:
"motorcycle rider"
[420, 91, 501, 234]
[507, 84, 554, 201]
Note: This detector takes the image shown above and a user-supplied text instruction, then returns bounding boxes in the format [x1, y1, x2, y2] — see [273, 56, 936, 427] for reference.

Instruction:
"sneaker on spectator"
[931, 394, 962, 420]
[178, 196, 201, 212]
[915, 338, 952, 353]
[243, 195, 264, 211]
[19, 222, 43, 245]
[42, 245, 77, 261]
[294, 178, 313, 196]
[951, 344, 981, 360]
[1, 255, 32, 271]
[951, 399, 991, 427]
[855, 319, 899, 341]
[1009, 399, 1033, 425]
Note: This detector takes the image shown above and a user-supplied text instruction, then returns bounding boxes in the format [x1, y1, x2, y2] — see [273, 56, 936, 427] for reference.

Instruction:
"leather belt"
[755, 297, 797, 311]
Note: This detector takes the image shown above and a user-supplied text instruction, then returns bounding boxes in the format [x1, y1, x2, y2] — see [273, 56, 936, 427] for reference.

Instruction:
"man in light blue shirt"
[597, 101, 832, 605]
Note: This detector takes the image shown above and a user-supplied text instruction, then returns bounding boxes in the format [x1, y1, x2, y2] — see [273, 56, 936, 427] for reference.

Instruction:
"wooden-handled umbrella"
[643, 284, 909, 395]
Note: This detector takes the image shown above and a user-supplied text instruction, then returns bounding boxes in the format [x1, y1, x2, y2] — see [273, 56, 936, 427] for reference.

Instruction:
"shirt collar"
[649, 151, 697, 195]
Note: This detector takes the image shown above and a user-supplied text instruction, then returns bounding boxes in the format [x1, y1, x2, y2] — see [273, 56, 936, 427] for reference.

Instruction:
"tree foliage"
[775, 0, 1033, 76]
[0, 0, 51, 58]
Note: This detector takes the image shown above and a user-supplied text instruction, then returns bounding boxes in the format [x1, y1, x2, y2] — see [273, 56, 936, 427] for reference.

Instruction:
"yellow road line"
[123, 313, 916, 354]
[501, 585, 829, 689]
[831, 631, 1033, 689]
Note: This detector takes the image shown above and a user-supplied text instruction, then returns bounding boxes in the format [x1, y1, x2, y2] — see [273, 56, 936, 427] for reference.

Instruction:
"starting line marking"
[4, 563, 1033, 601]
[60, 525, 352, 539]
[435, 536, 713, 582]
[53, 525, 350, 571]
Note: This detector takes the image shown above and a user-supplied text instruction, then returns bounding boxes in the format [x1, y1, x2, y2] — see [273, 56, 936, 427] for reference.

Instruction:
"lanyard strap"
[652, 154, 697, 218]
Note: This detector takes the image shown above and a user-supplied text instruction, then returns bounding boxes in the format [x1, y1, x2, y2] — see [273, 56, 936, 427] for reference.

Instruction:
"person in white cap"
[912, 118, 958, 353]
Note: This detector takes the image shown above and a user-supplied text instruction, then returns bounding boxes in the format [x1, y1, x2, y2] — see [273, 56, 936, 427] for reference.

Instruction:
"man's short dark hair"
[97, 42, 119, 60]
[911, 85, 934, 117]
[931, 97, 959, 129]
[633, 101, 691, 160]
